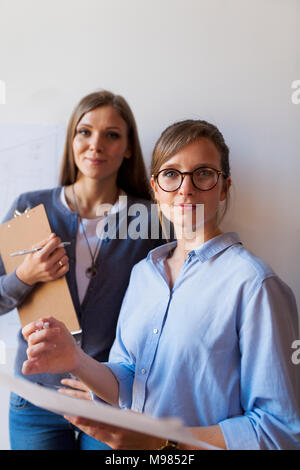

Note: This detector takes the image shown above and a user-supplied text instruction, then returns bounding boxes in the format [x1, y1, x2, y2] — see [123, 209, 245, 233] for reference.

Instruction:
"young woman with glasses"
[22, 119, 300, 450]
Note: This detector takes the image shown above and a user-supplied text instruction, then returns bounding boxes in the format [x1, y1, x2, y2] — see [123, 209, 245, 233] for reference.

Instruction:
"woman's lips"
[176, 203, 198, 211]
[85, 157, 107, 165]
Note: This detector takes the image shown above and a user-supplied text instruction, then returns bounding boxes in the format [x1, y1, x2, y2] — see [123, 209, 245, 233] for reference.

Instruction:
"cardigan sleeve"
[0, 196, 34, 315]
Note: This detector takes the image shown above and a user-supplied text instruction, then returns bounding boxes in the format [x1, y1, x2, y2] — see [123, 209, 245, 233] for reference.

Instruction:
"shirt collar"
[147, 232, 242, 265]
[193, 232, 242, 262]
[147, 240, 177, 264]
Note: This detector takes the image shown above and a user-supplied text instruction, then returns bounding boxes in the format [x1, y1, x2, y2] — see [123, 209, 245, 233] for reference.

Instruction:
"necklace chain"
[72, 185, 102, 279]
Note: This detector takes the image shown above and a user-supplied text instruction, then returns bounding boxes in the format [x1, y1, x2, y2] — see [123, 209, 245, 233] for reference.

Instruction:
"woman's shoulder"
[231, 244, 297, 306]
[15, 186, 61, 209]
[2, 187, 61, 222]
[200, 232, 275, 284]
[228, 242, 275, 282]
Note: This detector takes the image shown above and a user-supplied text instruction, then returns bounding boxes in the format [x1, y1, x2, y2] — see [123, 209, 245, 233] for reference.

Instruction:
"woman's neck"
[173, 225, 222, 260]
[65, 177, 120, 219]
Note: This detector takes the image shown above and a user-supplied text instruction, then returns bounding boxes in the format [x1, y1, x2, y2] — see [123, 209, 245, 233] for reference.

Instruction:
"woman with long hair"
[0, 90, 165, 450]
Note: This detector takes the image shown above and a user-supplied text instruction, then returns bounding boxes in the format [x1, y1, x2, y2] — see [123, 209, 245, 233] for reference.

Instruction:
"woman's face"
[72, 105, 130, 185]
[151, 138, 229, 237]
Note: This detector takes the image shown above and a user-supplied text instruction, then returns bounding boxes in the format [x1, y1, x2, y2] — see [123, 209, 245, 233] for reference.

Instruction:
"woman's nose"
[179, 174, 195, 195]
[89, 133, 104, 152]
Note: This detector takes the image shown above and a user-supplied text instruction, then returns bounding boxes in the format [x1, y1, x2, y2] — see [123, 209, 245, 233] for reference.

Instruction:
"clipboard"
[0, 204, 81, 334]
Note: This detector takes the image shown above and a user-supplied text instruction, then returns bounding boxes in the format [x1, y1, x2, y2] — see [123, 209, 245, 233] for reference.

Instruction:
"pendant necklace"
[167, 246, 190, 260]
[72, 185, 102, 279]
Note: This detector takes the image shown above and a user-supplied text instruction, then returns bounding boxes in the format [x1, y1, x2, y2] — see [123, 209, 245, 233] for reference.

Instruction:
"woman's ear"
[220, 177, 231, 202]
[150, 176, 159, 200]
[150, 176, 155, 191]
[124, 149, 131, 159]
[150, 176, 156, 193]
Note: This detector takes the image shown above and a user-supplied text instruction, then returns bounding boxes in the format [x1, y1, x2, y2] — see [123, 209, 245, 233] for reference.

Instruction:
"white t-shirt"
[60, 188, 126, 304]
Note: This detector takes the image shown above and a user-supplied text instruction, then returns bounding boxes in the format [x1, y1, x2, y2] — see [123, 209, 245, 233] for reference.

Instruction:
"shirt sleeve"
[219, 276, 300, 450]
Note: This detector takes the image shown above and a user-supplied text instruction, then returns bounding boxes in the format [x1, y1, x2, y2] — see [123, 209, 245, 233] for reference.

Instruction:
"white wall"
[0, 0, 299, 449]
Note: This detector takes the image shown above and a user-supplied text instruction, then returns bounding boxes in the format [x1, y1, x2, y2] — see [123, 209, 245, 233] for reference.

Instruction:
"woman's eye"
[107, 132, 120, 140]
[163, 170, 179, 178]
[197, 169, 213, 177]
[77, 129, 90, 136]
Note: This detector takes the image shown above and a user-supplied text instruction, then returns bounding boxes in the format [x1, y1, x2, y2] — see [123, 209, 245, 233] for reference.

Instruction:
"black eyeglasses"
[153, 167, 225, 192]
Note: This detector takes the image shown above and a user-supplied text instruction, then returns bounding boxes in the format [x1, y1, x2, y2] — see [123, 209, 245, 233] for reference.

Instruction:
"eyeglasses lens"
[158, 168, 218, 191]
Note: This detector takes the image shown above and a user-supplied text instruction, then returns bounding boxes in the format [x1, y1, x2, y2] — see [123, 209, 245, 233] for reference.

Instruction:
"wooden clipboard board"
[0, 204, 81, 333]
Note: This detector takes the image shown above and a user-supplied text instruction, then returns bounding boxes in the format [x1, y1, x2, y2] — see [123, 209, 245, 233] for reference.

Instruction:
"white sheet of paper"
[0, 370, 220, 450]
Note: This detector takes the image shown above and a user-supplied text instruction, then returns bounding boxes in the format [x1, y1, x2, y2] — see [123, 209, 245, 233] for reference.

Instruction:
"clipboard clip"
[14, 207, 30, 218]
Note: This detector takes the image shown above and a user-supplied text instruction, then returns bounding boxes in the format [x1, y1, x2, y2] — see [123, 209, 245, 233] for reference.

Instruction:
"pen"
[10, 241, 71, 257]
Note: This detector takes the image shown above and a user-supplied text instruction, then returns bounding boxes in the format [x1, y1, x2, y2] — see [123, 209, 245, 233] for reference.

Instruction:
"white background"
[0, 0, 299, 450]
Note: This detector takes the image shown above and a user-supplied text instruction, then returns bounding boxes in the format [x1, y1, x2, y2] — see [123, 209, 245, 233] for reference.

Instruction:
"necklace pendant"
[86, 265, 98, 279]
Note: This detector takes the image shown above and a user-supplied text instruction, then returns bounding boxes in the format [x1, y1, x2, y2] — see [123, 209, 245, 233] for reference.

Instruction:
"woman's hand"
[22, 317, 80, 375]
[58, 378, 92, 400]
[65, 418, 217, 450]
[16, 233, 69, 286]
[63, 417, 164, 450]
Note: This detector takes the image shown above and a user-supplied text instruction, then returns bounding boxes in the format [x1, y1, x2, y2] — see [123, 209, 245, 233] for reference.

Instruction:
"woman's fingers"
[60, 378, 90, 392]
[22, 356, 52, 375]
[28, 326, 61, 346]
[58, 388, 91, 400]
[31, 233, 56, 251]
[22, 358, 38, 375]
[48, 247, 67, 265]
[36, 235, 63, 261]
[26, 322, 62, 358]
[22, 317, 60, 341]
[59, 378, 92, 400]
[22, 317, 78, 375]
[27, 336, 58, 358]
[54, 255, 69, 274]
[63, 416, 113, 443]
[16, 234, 69, 285]
[38, 246, 68, 275]
[22, 318, 50, 341]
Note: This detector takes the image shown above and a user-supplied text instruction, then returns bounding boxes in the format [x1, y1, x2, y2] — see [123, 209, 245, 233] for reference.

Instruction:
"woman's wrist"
[70, 344, 86, 376]
[157, 439, 180, 450]
[16, 266, 35, 286]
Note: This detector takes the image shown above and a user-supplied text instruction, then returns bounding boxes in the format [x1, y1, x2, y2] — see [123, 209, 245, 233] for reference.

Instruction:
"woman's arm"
[182, 425, 226, 449]
[218, 277, 300, 450]
[0, 195, 69, 315]
[0, 234, 69, 314]
[22, 316, 120, 406]
[69, 346, 120, 406]
[0, 197, 32, 314]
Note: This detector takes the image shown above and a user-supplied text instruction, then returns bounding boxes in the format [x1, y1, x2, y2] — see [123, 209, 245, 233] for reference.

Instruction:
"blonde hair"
[59, 90, 151, 200]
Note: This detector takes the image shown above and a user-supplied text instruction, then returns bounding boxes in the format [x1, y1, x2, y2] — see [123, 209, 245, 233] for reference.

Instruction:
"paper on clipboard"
[0, 370, 220, 450]
[0, 204, 80, 334]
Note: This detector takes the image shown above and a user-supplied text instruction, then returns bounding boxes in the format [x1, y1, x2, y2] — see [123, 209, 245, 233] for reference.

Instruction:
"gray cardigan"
[0, 187, 166, 386]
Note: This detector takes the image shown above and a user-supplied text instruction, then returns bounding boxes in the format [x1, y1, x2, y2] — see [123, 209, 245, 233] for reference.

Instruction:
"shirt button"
[141, 368, 146, 374]
[153, 329, 158, 334]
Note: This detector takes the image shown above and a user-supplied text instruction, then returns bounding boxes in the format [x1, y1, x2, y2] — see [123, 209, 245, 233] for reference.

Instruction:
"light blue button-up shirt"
[103, 232, 300, 449]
